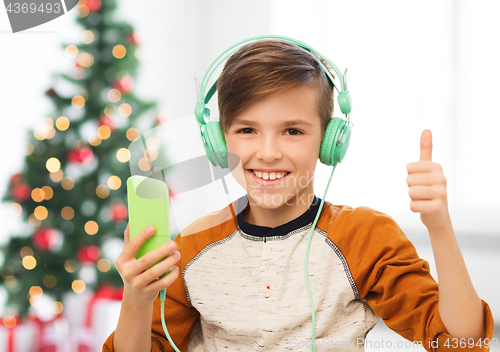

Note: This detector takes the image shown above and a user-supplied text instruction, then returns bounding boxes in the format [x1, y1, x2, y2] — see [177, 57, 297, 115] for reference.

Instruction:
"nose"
[256, 136, 283, 162]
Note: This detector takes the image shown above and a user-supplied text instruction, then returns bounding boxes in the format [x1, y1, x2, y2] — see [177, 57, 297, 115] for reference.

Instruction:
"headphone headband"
[195, 35, 352, 126]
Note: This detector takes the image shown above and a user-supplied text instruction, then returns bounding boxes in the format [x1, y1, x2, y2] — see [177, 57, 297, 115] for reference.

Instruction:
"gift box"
[30, 314, 70, 352]
[62, 284, 123, 352]
[0, 316, 36, 352]
[0, 314, 69, 352]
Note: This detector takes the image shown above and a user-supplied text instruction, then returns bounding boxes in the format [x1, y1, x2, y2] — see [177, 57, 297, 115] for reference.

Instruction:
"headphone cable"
[160, 288, 182, 352]
[304, 164, 337, 352]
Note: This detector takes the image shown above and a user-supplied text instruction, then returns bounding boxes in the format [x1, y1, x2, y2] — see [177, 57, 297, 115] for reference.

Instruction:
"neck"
[243, 189, 316, 228]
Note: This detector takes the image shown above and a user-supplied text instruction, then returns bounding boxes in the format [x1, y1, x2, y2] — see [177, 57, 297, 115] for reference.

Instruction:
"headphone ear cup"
[319, 117, 352, 166]
[203, 121, 229, 169]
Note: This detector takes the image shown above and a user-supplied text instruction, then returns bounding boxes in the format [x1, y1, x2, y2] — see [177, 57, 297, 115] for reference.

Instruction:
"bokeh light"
[116, 148, 130, 163]
[55, 116, 70, 131]
[46, 158, 61, 173]
[81, 30, 94, 44]
[84, 220, 99, 235]
[61, 177, 75, 190]
[118, 103, 132, 117]
[126, 127, 140, 141]
[77, 52, 94, 68]
[72, 95, 85, 109]
[64, 259, 77, 273]
[34, 206, 48, 220]
[72, 280, 86, 293]
[96, 184, 110, 198]
[31, 188, 45, 203]
[107, 176, 121, 190]
[97, 258, 111, 272]
[97, 125, 111, 139]
[22, 256, 37, 270]
[112, 45, 126, 59]
[107, 89, 121, 103]
[61, 206, 75, 220]
[9, 203, 22, 217]
[50, 170, 64, 183]
[65, 45, 78, 59]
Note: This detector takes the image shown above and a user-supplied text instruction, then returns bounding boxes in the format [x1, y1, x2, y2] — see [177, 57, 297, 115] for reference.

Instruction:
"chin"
[247, 191, 294, 209]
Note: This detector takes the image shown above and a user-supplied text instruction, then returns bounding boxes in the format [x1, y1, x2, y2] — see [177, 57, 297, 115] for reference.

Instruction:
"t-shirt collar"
[235, 194, 323, 237]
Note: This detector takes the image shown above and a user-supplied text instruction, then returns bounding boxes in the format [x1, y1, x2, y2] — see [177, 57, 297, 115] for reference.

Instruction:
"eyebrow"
[231, 119, 314, 128]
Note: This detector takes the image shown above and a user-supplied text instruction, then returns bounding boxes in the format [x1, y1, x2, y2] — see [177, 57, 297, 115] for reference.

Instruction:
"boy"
[103, 39, 494, 351]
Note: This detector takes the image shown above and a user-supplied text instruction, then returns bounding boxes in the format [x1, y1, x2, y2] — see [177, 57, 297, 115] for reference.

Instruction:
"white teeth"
[252, 170, 288, 180]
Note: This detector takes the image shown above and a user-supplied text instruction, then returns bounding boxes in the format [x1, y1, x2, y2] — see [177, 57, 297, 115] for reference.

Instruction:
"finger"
[124, 223, 130, 248]
[139, 248, 181, 284]
[407, 159, 444, 174]
[407, 173, 445, 186]
[409, 184, 446, 201]
[143, 266, 180, 294]
[122, 225, 156, 261]
[407, 174, 434, 186]
[408, 185, 435, 201]
[133, 242, 179, 278]
[407, 160, 435, 174]
[419, 129, 433, 161]
[410, 199, 442, 214]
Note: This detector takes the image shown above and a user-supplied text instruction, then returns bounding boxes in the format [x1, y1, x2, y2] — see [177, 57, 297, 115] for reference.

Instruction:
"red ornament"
[98, 116, 115, 132]
[32, 227, 60, 252]
[67, 147, 94, 164]
[77, 245, 101, 264]
[87, 0, 101, 12]
[10, 173, 23, 185]
[127, 32, 139, 45]
[112, 75, 134, 95]
[110, 203, 128, 222]
[11, 182, 31, 202]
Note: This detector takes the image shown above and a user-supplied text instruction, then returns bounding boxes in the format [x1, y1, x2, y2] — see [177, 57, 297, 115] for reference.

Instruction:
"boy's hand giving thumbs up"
[406, 129, 451, 231]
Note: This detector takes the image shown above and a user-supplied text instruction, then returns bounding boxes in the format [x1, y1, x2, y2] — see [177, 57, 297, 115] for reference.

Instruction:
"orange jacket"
[103, 195, 494, 351]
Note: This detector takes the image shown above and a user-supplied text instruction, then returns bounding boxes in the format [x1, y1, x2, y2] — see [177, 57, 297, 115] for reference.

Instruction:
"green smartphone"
[127, 175, 172, 278]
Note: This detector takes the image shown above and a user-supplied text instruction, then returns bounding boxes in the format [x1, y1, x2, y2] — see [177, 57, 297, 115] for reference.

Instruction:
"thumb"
[419, 129, 433, 161]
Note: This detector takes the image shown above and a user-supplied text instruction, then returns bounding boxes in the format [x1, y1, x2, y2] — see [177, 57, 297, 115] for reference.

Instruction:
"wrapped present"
[28, 314, 70, 352]
[86, 284, 123, 352]
[62, 290, 93, 332]
[0, 315, 40, 352]
[63, 283, 123, 352]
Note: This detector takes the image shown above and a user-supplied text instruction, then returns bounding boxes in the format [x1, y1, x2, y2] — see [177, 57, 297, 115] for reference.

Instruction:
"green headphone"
[194, 34, 353, 169]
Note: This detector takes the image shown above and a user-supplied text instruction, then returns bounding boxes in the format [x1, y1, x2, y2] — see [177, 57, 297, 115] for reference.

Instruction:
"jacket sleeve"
[102, 232, 200, 352]
[341, 206, 495, 352]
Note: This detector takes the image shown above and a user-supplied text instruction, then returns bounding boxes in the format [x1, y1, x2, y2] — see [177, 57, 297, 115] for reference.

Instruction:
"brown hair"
[217, 39, 336, 138]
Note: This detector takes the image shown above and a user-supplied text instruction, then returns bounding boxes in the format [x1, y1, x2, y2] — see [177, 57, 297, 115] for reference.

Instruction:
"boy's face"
[224, 85, 323, 209]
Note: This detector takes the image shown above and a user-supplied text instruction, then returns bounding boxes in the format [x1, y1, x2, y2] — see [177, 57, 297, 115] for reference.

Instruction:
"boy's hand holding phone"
[114, 223, 181, 306]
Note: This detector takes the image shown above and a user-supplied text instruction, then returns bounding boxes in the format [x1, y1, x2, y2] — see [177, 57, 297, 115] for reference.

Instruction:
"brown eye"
[237, 128, 254, 134]
[286, 129, 303, 135]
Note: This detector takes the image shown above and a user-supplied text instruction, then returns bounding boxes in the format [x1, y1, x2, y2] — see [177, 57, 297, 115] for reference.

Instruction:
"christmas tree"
[0, 0, 171, 320]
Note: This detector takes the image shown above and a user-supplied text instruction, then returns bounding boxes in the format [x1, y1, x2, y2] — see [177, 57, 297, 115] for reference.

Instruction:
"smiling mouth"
[247, 169, 291, 183]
